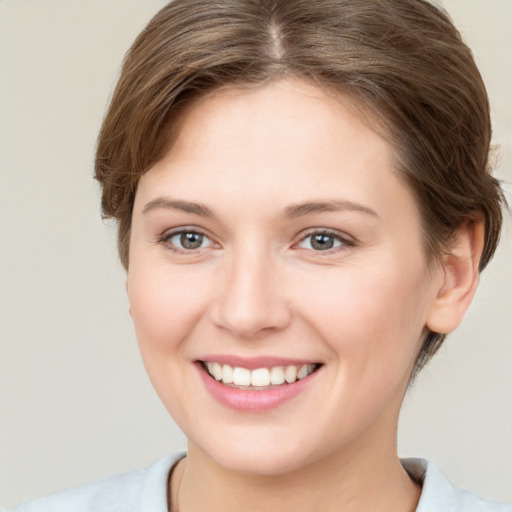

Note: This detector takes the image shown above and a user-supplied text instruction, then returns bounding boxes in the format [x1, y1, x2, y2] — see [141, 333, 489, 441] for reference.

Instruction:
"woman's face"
[127, 78, 443, 475]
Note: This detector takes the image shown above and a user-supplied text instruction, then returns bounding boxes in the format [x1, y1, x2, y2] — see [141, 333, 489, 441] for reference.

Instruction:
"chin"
[190, 430, 314, 476]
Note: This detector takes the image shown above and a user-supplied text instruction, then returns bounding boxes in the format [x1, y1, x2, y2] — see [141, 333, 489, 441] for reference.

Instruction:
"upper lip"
[197, 355, 321, 370]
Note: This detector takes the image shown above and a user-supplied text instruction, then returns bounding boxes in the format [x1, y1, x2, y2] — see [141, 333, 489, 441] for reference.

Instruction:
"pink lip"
[198, 354, 319, 370]
[195, 361, 322, 413]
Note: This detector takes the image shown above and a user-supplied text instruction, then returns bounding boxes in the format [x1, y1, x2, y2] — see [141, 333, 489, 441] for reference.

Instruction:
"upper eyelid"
[292, 229, 356, 253]
[160, 226, 210, 239]
[156, 226, 355, 248]
[296, 228, 354, 243]
[158, 227, 216, 248]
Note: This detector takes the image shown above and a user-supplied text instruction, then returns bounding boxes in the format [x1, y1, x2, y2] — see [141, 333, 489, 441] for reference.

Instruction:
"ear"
[126, 279, 132, 317]
[426, 219, 484, 334]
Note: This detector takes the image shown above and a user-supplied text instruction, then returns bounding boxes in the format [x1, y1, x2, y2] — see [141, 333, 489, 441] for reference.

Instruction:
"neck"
[170, 426, 420, 512]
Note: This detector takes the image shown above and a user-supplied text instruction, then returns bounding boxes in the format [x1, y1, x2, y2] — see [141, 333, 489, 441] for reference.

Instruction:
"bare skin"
[169, 423, 421, 512]
[129, 78, 482, 512]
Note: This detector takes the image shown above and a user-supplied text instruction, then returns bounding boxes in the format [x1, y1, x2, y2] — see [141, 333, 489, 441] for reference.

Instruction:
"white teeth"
[204, 361, 318, 387]
[297, 364, 315, 380]
[206, 362, 223, 381]
[284, 365, 297, 383]
[233, 367, 251, 386]
[251, 368, 270, 387]
[222, 364, 233, 384]
[270, 366, 285, 385]
[212, 362, 223, 381]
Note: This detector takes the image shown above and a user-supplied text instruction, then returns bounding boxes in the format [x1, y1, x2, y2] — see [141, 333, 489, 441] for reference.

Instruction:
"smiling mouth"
[200, 361, 322, 390]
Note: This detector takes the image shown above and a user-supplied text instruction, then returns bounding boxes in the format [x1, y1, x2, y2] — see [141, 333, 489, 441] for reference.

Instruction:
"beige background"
[1, 0, 511, 509]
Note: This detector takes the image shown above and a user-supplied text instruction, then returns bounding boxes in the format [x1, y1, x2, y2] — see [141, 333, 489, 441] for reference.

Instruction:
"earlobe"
[426, 220, 485, 334]
[126, 280, 132, 317]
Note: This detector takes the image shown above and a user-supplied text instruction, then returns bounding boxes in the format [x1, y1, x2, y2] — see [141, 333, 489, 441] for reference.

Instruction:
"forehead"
[169, 78, 388, 159]
[135, 78, 417, 227]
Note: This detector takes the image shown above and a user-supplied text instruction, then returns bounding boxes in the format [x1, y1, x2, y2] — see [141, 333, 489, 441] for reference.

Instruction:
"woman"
[11, 0, 511, 511]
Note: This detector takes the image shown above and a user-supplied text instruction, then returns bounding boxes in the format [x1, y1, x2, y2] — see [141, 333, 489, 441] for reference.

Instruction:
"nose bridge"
[211, 239, 290, 338]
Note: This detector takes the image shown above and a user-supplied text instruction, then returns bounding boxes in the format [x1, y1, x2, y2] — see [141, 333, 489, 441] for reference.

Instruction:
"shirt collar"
[401, 458, 511, 512]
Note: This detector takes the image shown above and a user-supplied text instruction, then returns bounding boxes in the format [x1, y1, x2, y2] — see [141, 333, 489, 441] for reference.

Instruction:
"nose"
[209, 246, 292, 339]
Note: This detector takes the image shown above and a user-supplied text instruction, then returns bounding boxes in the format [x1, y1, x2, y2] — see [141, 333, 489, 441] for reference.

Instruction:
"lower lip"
[196, 363, 320, 412]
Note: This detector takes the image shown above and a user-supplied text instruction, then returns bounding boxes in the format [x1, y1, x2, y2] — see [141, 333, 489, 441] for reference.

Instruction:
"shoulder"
[11, 453, 185, 512]
[401, 458, 512, 512]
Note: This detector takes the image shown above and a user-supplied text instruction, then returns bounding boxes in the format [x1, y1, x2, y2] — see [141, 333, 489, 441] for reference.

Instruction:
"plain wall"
[1, 0, 510, 509]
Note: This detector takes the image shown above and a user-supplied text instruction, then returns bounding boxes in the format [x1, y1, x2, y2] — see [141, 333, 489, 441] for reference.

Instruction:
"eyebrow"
[142, 198, 214, 217]
[284, 200, 379, 219]
[142, 197, 379, 220]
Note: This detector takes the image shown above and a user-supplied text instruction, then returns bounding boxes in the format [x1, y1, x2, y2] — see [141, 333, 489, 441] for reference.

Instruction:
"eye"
[161, 229, 215, 251]
[297, 231, 352, 252]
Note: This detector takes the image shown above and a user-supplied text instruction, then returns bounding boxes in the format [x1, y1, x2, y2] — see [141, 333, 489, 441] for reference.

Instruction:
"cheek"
[296, 263, 431, 428]
[126, 262, 217, 422]
[127, 261, 212, 358]
[297, 260, 430, 368]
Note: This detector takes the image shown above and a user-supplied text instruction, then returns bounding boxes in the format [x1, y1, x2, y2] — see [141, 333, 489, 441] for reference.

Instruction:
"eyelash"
[295, 229, 355, 253]
[157, 228, 215, 253]
[157, 228, 355, 254]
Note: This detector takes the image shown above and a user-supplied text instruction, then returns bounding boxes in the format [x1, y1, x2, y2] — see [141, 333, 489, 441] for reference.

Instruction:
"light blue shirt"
[11, 453, 512, 511]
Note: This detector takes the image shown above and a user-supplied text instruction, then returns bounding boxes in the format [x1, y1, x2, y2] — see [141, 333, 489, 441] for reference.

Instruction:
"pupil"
[312, 234, 334, 250]
[181, 232, 203, 249]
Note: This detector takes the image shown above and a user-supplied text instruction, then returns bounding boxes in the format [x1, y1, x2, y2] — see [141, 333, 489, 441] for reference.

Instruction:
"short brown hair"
[95, 0, 505, 374]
